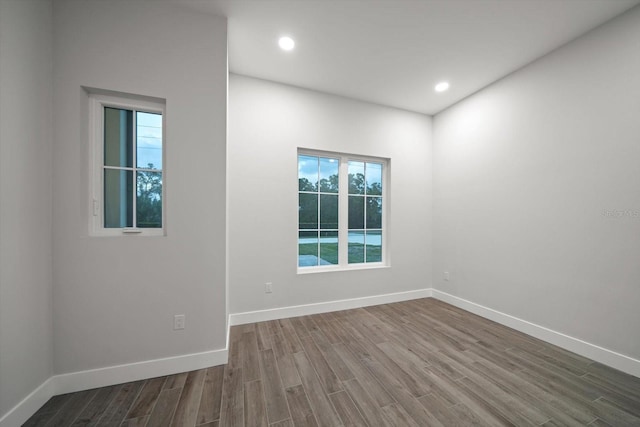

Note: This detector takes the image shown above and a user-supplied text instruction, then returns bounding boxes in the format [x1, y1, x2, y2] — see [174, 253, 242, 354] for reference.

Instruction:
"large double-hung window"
[298, 150, 388, 270]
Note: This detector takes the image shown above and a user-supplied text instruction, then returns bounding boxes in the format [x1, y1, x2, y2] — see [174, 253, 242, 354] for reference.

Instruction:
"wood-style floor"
[24, 298, 640, 426]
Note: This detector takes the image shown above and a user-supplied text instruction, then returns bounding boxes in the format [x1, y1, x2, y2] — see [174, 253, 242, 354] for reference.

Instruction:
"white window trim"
[88, 92, 166, 237]
[297, 149, 390, 273]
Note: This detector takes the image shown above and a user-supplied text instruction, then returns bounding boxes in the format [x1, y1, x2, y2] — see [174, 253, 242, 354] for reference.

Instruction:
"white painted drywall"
[433, 5, 640, 360]
[0, 0, 54, 418]
[228, 75, 433, 314]
[52, 1, 227, 374]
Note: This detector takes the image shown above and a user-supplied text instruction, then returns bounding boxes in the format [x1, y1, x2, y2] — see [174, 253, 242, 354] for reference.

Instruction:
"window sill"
[297, 263, 390, 275]
[91, 228, 165, 237]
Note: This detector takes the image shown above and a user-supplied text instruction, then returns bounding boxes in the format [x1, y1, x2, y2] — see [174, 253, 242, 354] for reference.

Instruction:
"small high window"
[89, 92, 165, 236]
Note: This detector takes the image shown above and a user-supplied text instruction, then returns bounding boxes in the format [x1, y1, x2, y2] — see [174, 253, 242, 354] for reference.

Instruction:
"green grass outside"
[299, 243, 339, 264]
[299, 243, 381, 265]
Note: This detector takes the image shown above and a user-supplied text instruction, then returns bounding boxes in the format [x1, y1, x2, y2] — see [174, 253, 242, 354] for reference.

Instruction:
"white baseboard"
[230, 288, 433, 325]
[431, 289, 640, 378]
[0, 346, 229, 427]
[55, 347, 228, 395]
[0, 377, 56, 427]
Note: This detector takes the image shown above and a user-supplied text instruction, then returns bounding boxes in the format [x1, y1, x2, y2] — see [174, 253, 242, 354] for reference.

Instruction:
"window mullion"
[363, 163, 368, 263]
[131, 111, 137, 228]
[338, 157, 349, 266]
[316, 160, 321, 266]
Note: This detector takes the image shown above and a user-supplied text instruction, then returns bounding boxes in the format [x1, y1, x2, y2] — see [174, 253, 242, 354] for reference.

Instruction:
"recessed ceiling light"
[278, 36, 295, 51]
[435, 81, 450, 92]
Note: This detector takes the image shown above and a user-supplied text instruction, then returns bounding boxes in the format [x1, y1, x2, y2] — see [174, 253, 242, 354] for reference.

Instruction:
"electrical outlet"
[265, 282, 273, 293]
[174, 314, 185, 330]
[444, 271, 450, 281]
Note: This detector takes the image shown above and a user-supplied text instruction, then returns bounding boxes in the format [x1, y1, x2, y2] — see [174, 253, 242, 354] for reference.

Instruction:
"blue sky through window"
[298, 155, 318, 186]
[136, 112, 162, 169]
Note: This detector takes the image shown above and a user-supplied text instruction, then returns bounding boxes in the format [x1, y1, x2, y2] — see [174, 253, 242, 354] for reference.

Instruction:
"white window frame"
[88, 92, 166, 237]
[297, 149, 389, 273]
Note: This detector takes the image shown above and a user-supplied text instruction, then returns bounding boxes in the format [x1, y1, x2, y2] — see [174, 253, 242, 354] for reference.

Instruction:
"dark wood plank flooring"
[24, 298, 640, 426]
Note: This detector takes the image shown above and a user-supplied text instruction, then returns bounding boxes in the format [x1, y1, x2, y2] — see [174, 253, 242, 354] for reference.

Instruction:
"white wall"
[52, 1, 227, 374]
[433, 6, 640, 360]
[0, 0, 54, 418]
[229, 75, 432, 315]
